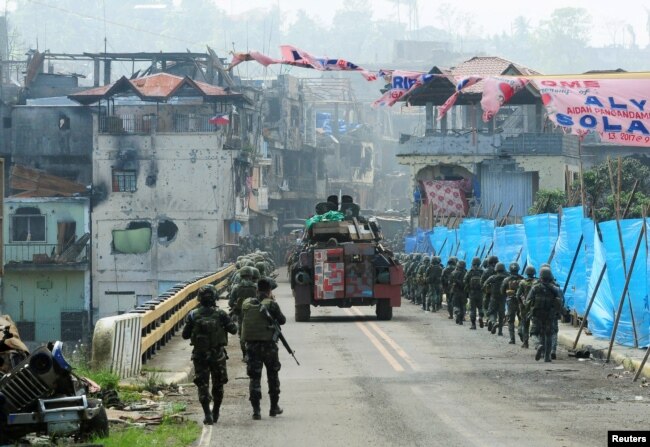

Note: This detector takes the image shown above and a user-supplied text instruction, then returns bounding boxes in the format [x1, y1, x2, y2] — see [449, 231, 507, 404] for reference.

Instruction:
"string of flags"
[227, 45, 650, 148]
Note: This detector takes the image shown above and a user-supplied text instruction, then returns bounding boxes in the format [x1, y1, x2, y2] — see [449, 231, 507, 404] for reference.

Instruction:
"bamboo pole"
[499, 204, 513, 227]
[606, 222, 645, 363]
[622, 179, 639, 220]
[474, 202, 483, 218]
[572, 263, 607, 350]
[562, 235, 584, 296]
[578, 137, 586, 216]
[493, 202, 503, 222]
[486, 203, 496, 220]
[633, 211, 649, 381]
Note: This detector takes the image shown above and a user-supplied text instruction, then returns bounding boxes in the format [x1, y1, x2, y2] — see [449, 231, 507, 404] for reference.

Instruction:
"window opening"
[59, 115, 70, 130]
[11, 207, 46, 242]
[112, 168, 137, 192]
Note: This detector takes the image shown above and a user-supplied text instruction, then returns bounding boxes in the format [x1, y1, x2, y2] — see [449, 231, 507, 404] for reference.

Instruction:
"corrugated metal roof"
[448, 56, 541, 94]
[69, 73, 239, 105]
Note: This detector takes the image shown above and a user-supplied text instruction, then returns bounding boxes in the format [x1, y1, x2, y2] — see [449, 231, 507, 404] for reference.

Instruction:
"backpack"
[532, 284, 560, 319]
[469, 271, 482, 291]
[241, 298, 275, 342]
[190, 308, 227, 352]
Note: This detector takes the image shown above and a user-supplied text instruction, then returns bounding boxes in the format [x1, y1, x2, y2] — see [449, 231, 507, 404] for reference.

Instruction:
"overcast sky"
[214, 0, 650, 48]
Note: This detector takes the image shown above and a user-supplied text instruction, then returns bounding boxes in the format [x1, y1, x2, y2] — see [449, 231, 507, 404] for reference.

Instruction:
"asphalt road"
[204, 272, 649, 447]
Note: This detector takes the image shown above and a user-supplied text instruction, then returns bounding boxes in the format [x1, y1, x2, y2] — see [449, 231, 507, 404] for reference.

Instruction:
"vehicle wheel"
[376, 300, 393, 321]
[295, 304, 311, 322]
[79, 398, 109, 440]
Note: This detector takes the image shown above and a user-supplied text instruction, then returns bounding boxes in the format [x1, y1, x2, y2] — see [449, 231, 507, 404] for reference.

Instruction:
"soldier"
[405, 254, 421, 303]
[427, 256, 444, 312]
[451, 259, 468, 325]
[464, 257, 484, 329]
[527, 267, 562, 362]
[516, 266, 537, 348]
[182, 285, 237, 425]
[501, 262, 523, 344]
[484, 262, 509, 335]
[229, 266, 259, 360]
[481, 255, 499, 320]
[442, 257, 457, 319]
[416, 257, 431, 309]
[241, 278, 287, 420]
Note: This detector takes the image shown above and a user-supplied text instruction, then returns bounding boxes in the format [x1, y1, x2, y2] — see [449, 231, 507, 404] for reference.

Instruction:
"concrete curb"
[557, 332, 650, 380]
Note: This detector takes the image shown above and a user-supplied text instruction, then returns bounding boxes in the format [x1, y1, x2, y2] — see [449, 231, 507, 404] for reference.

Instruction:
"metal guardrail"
[99, 114, 221, 134]
[92, 264, 235, 378]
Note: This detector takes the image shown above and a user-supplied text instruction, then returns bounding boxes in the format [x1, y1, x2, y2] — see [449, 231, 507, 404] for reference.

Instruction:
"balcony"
[99, 114, 222, 135]
[397, 131, 580, 158]
[4, 243, 90, 271]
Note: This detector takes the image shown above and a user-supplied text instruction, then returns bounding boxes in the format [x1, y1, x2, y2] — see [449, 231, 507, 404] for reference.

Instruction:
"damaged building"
[68, 71, 252, 319]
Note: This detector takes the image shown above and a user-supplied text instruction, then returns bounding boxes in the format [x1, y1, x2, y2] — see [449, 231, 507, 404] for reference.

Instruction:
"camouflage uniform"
[426, 257, 443, 312]
[416, 257, 431, 309]
[501, 263, 523, 344]
[484, 263, 509, 335]
[229, 269, 258, 359]
[441, 257, 457, 319]
[464, 258, 484, 329]
[481, 256, 498, 316]
[451, 260, 467, 324]
[527, 267, 561, 363]
[515, 267, 537, 348]
[241, 287, 286, 419]
[182, 286, 237, 425]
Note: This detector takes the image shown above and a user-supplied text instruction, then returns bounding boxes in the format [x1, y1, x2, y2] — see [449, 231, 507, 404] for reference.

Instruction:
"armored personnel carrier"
[289, 195, 404, 321]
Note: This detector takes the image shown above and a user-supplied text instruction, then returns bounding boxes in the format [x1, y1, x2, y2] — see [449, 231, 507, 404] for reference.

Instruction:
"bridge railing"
[91, 265, 235, 378]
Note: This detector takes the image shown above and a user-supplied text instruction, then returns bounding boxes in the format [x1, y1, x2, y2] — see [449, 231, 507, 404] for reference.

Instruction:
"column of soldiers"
[399, 252, 565, 363]
[183, 251, 286, 425]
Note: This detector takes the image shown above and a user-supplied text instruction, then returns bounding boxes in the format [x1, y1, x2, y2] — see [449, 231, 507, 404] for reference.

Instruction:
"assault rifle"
[260, 304, 300, 365]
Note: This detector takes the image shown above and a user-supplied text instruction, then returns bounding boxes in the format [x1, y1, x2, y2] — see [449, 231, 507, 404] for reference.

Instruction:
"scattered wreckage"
[0, 315, 108, 444]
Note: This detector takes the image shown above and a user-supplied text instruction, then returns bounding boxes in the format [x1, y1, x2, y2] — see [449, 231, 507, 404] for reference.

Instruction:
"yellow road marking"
[350, 307, 419, 371]
[344, 308, 404, 372]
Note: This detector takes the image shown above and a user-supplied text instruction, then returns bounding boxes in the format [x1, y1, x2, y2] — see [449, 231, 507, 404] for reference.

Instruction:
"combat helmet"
[524, 266, 536, 278]
[239, 266, 255, 279]
[457, 259, 466, 269]
[471, 257, 481, 267]
[198, 285, 217, 305]
[432, 256, 442, 265]
[539, 266, 554, 282]
[447, 256, 458, 266]
[488, 255, 499, 266]
[251, 267, 261, 282]
[255, 262, 267, 277]
[495, 262, 506, 273]
[509, 262, 520, 274]
[422, 256, 430, 263]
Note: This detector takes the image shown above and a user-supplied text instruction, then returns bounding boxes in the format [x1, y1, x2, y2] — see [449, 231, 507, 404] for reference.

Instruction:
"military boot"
[478, 317, 484, 328]
[200, 400, 213, 425]
[470, 318, 477, 330]
[487, 320, 493, 332]
[522, 340, 529, 349]
[269, 396, 283, 417]
[252, 400, 261, 420]
[535, 346, 544, 361]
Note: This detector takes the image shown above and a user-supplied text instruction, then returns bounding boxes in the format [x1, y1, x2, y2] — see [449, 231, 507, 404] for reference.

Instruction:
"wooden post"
[606, 222, 645, 363]
[499, 204, 513, 227]
[562, 235, 584, 296]
[578, 137, 586, 216]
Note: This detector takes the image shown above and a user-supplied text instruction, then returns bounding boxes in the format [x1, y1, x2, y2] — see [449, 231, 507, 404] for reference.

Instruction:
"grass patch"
[94, 417, 200, 447]
[74, 365, 120, 391]
[118, 389, 143, 405]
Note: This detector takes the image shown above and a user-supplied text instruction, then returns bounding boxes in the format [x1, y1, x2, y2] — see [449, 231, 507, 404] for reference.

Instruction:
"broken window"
[112, 168, 137, 192]
[11, 207, 46, 242]
[59, 115, 70, 130]
[112, 221, 152, 254]
[157, 219, 178, 243]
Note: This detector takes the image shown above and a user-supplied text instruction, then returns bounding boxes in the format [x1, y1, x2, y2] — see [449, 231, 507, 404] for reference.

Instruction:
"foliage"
[93, 418, 200, 447]
[74, 365, 120, 391]
[582, 157, 650, 220]
[529, 189, 567, 214]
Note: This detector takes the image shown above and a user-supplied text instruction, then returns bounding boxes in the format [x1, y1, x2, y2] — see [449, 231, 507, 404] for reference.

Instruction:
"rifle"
[260, 303, 300, 365]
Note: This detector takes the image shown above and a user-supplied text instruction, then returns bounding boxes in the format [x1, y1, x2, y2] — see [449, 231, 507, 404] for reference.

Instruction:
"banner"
[531, 77, 650, 146]
[372, 70, 435, 107]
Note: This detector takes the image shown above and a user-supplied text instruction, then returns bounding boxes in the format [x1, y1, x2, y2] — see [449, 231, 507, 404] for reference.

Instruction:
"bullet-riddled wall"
[91, 111, 234, 320]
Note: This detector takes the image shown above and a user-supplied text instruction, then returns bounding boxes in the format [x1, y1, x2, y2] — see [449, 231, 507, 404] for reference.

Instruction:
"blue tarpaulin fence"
[404, 210, 650, 348]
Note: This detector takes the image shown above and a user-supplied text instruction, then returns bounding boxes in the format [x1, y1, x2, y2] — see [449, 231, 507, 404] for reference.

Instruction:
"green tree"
[529, 189, 567, 214]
